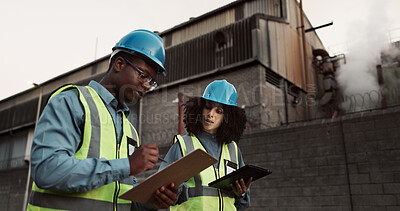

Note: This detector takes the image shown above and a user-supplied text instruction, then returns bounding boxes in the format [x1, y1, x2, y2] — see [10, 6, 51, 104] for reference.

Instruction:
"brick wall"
[239, 106, 400, 210]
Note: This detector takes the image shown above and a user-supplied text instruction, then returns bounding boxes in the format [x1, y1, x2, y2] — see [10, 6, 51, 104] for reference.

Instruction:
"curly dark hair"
[183, 97, 247, 144]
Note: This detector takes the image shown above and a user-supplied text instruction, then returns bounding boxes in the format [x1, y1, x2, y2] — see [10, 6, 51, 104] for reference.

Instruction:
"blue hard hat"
[112, 29, 167, 76]
[201, 80, 238, 106]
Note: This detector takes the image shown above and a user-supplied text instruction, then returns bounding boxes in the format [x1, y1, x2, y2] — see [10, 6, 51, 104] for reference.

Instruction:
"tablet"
[208, 165, 272, 191]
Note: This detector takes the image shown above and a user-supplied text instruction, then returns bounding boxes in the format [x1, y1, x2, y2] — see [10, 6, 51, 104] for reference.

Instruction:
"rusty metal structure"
[311, 48, 346, 118]
[377, 40, 400, 107]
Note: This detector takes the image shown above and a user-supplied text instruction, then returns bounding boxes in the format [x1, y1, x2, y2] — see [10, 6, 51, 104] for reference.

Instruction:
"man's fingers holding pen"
[129, 144, 159, 175]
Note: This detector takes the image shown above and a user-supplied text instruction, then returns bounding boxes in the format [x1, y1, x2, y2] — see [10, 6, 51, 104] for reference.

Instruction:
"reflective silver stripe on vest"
[119, 124, 138, 186]
[227, 143, 237, 164]
[77, 86, 101, 158]
[183, 134, 238, 199]
[182, 134, 202, 190]
[128, 124, 138, 142]
[79, 86, 136, 186]
[188, 187, 235, 199]
[29, 191, 130, 211]
[181, 134, 194, 152]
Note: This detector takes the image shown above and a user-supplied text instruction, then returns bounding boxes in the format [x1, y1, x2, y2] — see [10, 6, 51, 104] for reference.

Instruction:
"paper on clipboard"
[119, 148, 217, 203]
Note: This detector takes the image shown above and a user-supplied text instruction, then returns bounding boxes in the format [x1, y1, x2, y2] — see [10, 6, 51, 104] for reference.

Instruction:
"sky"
[1, 0, 400, 101]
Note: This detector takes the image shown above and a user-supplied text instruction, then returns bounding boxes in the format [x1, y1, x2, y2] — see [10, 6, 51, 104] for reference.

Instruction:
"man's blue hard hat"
[201, 80, 238, 106]
[112, 29, 167, 76]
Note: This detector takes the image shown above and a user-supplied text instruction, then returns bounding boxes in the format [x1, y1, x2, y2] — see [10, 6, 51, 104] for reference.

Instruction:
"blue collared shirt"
[30, 81, 132, 192]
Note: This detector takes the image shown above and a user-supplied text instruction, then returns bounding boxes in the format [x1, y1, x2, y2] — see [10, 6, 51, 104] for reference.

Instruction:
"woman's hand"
[230, 177, 252, 198]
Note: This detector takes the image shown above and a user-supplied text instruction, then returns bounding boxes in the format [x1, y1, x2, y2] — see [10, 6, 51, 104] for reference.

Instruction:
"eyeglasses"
[123, 58, 158, 89]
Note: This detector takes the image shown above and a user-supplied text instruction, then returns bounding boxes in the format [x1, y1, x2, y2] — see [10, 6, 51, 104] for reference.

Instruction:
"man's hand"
[152, 183, 178, 209]
[230, 177, 252, 198]
[129, 144, 159, 175]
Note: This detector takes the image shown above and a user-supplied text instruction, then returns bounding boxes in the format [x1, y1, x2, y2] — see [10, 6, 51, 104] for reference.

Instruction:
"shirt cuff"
[109, 158, 131, 180]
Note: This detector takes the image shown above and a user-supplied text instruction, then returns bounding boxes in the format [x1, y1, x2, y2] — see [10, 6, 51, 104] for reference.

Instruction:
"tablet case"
[208, 165, 272, 191]
[119, 148, 218, 203]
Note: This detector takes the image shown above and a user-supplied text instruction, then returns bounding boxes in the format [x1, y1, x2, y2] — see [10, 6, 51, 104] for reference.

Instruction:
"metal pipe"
[305, 22, 333, 33]
[280, 79, 289, 124]
[22, 84, 42, 210]
[139, 96, 143, 141]
[299, 0, 313, 120]
[376, 65, 387, 108]
[178, 92, 184, 134]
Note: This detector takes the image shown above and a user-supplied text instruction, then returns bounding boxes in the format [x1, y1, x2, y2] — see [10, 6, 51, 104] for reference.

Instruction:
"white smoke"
[336, 1, 391, 112]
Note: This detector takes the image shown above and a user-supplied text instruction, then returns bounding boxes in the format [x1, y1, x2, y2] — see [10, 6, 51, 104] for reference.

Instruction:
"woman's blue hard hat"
[201, 80, 238, 106]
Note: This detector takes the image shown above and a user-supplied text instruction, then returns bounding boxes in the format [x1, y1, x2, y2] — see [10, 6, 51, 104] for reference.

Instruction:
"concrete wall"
[240, 106, 400, 211]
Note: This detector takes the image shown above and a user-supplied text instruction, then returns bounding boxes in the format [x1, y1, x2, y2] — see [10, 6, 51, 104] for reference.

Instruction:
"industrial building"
[1, 0, 400, 210]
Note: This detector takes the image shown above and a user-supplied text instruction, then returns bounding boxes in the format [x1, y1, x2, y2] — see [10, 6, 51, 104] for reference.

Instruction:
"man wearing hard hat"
[27, 30, 177, 210]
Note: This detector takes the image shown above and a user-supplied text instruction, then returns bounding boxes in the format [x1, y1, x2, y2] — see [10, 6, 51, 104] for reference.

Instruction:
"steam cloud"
[336, 1, 392, 112]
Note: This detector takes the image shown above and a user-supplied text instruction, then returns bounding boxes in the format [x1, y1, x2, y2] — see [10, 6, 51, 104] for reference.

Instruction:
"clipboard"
[119, 148, 217, 203]
[208, 165, 272, 191]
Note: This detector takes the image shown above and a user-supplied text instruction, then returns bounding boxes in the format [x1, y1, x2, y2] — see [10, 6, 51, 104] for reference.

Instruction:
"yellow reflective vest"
[27, 85, 139, 211]
[171, 133, 239, 211]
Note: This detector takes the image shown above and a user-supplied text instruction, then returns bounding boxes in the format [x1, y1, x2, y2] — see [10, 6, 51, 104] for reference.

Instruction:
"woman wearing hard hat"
[160, 80, 251, 210]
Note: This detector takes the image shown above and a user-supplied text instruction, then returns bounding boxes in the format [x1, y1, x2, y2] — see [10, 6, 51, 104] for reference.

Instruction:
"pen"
[158, 156, 167, 163]
[131, 144, 167, 163]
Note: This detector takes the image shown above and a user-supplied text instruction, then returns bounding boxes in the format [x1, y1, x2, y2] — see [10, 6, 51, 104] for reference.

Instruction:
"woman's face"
[202, 100, 224, 134]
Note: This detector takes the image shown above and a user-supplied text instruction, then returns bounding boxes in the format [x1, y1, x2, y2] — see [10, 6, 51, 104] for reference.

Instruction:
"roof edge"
[0, 54, 110, 103]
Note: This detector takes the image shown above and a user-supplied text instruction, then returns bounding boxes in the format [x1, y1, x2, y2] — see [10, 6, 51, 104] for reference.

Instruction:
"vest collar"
[88, 80, 130, 115]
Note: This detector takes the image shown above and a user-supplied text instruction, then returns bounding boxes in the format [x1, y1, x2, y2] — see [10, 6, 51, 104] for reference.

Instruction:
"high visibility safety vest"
[27, 85, 139, 211]
[171, 134, 239, 211]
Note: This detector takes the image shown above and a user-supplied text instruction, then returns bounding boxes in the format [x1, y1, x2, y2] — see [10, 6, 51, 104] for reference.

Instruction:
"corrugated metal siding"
[268, 20, 304, 89]
[0, 107, 15, 131]
[287, 0, 300, 30]
[0, 99, 37, 132]
[0, 74, 97, 133]
[244, 0, 283, 18]
[0, 129, 28, 171]
[269, 0, 283, 17]
[0, 73, 140, 134]
[159, 17, 255, 85]
[163, 0, 287, 48]
[169, 9, 236, 46]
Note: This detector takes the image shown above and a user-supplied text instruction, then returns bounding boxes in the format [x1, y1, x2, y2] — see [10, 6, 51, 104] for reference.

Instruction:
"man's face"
[115, 56, 157, 105]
